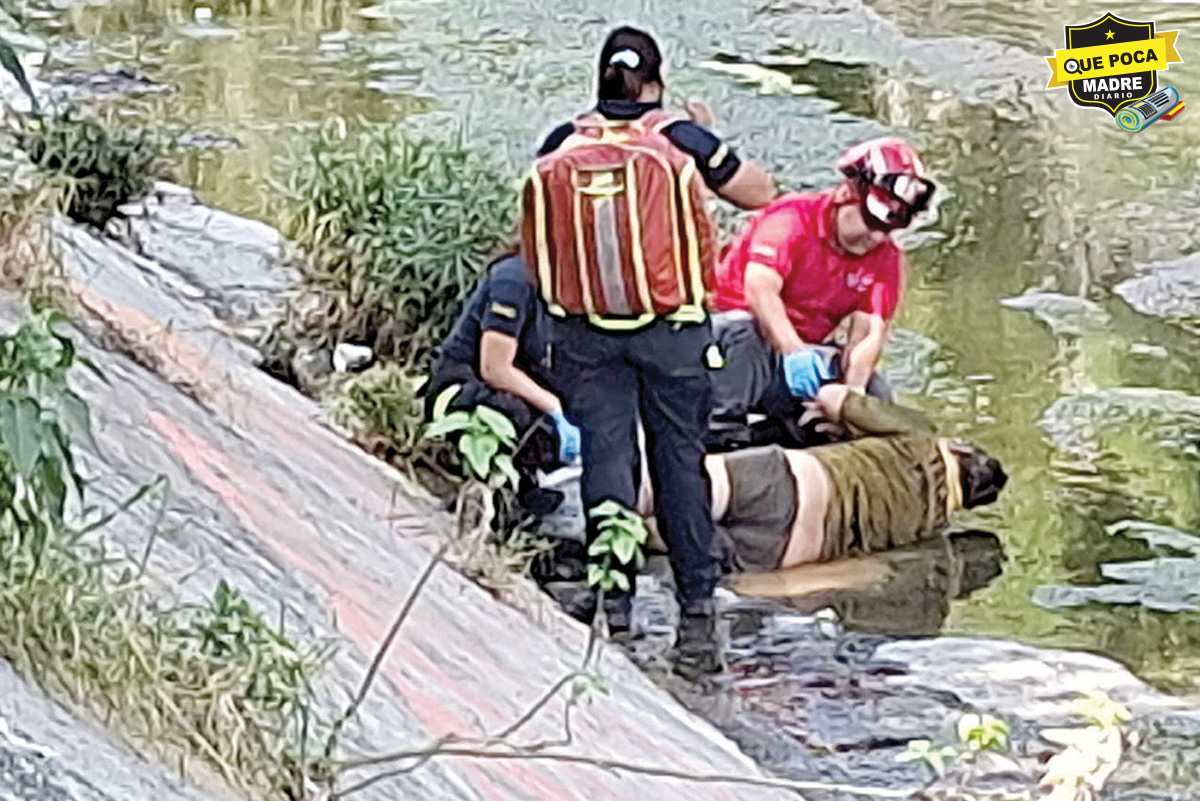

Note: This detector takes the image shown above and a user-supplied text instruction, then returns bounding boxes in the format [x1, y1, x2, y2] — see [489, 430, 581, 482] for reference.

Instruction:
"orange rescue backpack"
[520, 110, 717, 329]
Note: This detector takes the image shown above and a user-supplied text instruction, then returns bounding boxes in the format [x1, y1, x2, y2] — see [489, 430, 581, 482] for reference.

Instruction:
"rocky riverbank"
[2, 190, 1195, 800]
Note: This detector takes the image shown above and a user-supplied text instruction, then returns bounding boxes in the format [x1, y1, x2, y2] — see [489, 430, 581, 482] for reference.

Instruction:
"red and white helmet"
[836, 137, 935, 231]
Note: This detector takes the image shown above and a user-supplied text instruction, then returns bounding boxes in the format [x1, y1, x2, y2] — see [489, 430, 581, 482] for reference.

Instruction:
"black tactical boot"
[601, 591, 633, 642]
[672, 602, 724, 679]
[551, 584, 632, 641]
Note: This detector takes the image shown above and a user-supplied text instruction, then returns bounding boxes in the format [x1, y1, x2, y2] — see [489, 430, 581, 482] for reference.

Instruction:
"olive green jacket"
[810, 394, 950, 561]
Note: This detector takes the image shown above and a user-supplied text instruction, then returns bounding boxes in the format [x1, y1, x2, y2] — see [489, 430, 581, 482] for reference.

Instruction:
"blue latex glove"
[551, 411, 582, 464]
[782, 348, 835, 399]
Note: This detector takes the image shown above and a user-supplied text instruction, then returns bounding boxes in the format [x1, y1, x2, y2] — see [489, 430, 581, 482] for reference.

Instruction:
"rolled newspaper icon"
[1116, 86, 1181, 132]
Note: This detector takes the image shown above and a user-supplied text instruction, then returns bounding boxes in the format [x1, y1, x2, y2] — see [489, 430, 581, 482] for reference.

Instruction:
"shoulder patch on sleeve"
[707, 142, 730, 169]
[489, 302, 519, 319]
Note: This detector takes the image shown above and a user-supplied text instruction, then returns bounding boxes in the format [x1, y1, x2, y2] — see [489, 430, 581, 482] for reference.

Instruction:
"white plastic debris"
[332, 342, 374, 373]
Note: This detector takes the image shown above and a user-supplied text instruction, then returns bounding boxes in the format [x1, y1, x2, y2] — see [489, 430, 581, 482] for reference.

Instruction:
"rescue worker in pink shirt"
[708, 137, 936, 448]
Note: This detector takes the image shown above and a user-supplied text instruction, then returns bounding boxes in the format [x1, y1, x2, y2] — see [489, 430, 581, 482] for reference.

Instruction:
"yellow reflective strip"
[664, 305, 707, 325]
[528, 167, 555, 308]
[617, 141, 698, 311]
[707, 142, 729, 170]
[578, 184, 623, 197]
[571, 170, 596, 316]
[588, 312, 657, 331]
[624, 159, 654, 315]
[677, 160, 706, 307]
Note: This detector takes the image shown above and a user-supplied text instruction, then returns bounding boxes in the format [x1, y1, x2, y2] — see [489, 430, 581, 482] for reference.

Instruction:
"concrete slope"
[0, 661, 221, 801]
[15, 191, 800, 801]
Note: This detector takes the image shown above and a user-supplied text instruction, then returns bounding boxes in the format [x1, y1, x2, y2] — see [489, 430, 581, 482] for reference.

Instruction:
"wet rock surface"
[1115, 255, 1200, 333]
[999, 290, 1112, 338]
[616, 535, 1200, 801]
[1038, 387, 1200, 461]
[47, 67, 172, 97]
[1034, 521, 1200, 614]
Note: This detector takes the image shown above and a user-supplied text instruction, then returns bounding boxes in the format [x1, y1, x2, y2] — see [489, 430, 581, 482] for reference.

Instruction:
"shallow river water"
[24, 0, 1200, 697]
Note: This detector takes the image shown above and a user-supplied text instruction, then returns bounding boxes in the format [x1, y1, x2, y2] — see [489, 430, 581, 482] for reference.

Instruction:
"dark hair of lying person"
[951, 442, 1008, 509]
[596, 26, 663, 101]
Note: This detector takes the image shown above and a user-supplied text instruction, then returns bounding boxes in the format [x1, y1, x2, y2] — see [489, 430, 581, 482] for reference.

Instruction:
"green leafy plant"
[424, 393, 519, 488]
[896, 738, 960, 776]
[16, 111, 171, 228]
[0, 310, 324, 800]
[957, 712, 1010, 752]
[188, 580, 314, 713]
[326, 362, 428, 459]
[585, 500, 648, 594]
[0, 308, 92, 556]
[0, 39, 37, 115]
[266, 120, 518, 374]
[1070, 691, 1131, 729]
[1, 0, 40, 115]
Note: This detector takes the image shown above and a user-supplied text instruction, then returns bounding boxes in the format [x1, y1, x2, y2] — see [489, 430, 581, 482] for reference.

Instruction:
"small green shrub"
[585, 501, 648, 594]
[956, 712, 1010, 752]
[896, 738, 959, 776]
[267, 121, 518, 373]
[0, 307, 90, 534]
[188, 579, 313, 713]
[424, 395, 519, 487]
[326, 362, 428, 460]
[0, 310, 323, 799]
[17, 111, 171, 228]
[422, 395, 552, 596]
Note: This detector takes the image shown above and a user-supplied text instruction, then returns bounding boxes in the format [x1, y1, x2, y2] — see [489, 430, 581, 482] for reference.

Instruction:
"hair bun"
[608, 49, 641, 69]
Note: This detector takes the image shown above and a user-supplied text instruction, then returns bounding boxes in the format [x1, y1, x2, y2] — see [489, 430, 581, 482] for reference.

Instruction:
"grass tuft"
[263, 121, 518, 376]
[0, 309, 325, 800]
[15, 110, 172, 229]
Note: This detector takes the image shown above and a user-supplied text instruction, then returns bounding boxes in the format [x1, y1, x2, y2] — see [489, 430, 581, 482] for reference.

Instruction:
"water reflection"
[731, 530, 1005, 637]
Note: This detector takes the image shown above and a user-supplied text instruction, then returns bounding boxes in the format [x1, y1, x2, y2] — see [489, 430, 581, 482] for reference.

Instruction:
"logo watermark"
[1045, 13, 1184, 132]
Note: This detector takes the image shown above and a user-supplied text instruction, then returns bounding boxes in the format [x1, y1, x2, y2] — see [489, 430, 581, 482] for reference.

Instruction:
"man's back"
[712, 191, 903, 343]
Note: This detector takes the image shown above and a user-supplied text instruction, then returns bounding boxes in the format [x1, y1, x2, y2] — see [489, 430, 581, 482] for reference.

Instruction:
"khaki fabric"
[718, 446, 797, 572]
[811, 393, 949, 561]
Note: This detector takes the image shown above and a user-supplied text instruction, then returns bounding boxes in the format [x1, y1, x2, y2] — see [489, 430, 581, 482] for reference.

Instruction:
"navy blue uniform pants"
[549, 316, 721, 609]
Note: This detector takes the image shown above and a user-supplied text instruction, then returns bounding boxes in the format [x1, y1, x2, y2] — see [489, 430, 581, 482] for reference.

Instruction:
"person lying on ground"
[707, 138, 936, 447]
[426, 253, 580, 467]
[642, 384, 1006, 573]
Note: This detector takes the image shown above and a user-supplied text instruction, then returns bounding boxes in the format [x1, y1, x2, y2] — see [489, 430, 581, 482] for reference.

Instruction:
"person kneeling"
[427, 254, 580, 478]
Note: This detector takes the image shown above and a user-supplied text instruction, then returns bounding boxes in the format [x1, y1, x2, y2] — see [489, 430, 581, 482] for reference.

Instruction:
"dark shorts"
[716, 446, 797, 573]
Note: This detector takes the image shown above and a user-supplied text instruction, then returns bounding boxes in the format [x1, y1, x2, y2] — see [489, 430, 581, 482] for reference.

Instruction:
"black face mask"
[951, 443, 1008, 509]
[858, 174, 936, 232]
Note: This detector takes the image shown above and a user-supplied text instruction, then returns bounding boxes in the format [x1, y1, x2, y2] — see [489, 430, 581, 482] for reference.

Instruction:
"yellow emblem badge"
[1045, 13, 1185, 131]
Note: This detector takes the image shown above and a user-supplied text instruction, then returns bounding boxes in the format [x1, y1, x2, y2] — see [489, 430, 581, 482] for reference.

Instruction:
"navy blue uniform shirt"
[537, 99, 742, 190]
[438, 255, 548, 379]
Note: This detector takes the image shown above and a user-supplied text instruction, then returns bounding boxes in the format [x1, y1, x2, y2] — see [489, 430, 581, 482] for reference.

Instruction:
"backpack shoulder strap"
[638, 109, 688, 135]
